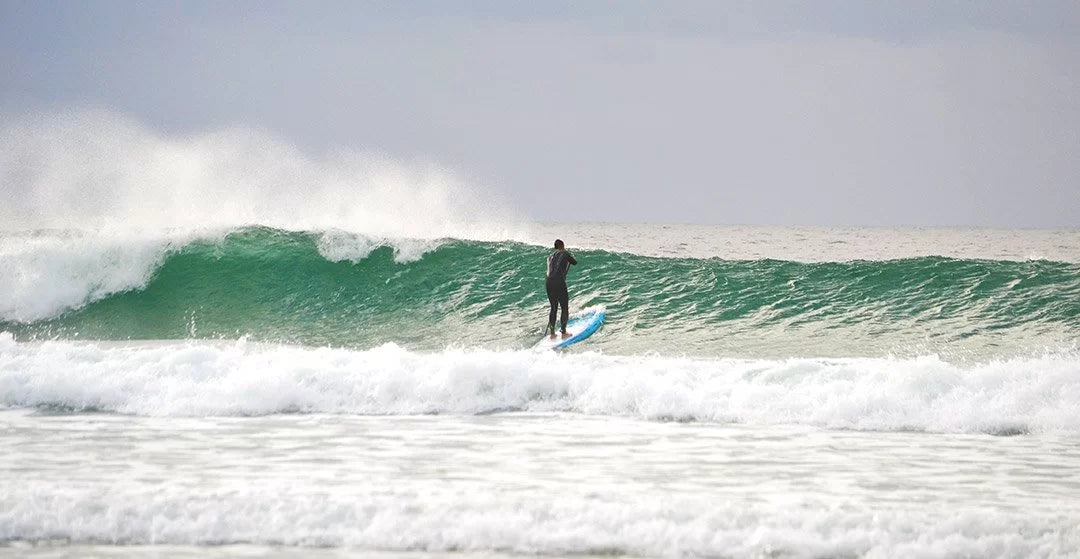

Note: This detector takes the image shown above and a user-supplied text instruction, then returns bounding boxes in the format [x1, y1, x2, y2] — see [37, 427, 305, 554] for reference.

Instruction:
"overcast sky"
[2, 1, 1078, 227]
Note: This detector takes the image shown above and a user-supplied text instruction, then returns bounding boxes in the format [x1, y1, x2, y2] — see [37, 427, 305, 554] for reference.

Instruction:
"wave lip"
[1, 338, 1078, 435]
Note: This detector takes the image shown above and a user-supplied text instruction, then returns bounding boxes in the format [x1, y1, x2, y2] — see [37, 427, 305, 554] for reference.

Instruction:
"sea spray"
[0, 109, 521, 238]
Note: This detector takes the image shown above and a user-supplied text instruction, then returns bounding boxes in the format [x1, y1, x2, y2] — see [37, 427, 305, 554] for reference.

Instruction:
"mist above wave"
[0, 109, 521, 239]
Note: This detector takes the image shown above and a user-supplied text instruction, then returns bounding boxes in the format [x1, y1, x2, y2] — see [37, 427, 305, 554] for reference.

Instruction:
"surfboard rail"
[535, 306, 605, 350]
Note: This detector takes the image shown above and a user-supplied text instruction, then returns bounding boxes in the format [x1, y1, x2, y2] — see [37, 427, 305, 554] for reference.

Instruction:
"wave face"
[2, 226, 1079, 358]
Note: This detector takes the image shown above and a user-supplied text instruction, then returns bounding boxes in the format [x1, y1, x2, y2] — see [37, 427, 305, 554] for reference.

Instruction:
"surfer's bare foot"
[561, 331, 571, 339]
[549, 332, 557, 339]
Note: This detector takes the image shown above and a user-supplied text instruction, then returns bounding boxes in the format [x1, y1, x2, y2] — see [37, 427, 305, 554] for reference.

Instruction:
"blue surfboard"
[534, 306, 605, 350]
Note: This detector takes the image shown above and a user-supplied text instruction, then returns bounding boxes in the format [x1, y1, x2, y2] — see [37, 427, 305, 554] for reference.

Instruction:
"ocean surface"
[2, 224, 1079, 558]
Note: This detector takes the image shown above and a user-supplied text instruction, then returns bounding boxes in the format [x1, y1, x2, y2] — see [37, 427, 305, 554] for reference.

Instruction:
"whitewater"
[2, 112, 1079, 558]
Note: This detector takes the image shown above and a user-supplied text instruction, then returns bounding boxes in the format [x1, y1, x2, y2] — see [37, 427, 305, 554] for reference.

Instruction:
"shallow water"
[3, 410, 1078, 557]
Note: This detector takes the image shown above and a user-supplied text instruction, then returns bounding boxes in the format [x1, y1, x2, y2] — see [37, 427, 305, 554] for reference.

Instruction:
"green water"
[5, 227, 1079, 357]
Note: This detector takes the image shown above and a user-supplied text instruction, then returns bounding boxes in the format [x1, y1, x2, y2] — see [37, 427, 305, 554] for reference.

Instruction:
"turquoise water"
[4, 226, 1078, 358]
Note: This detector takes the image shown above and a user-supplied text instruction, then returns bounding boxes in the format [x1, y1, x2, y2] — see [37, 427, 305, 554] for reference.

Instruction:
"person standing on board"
[546, 239, 577, 339]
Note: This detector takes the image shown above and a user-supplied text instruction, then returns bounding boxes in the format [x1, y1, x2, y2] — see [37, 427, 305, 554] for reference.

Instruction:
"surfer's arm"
[567, 254, 577, 265]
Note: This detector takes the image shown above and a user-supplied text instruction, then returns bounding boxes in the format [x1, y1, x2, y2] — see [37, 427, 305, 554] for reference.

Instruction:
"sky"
[2, 1, 1079, 227]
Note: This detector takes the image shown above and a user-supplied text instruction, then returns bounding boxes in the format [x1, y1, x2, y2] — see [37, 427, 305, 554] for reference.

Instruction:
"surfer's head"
[554, 239, 564, 250]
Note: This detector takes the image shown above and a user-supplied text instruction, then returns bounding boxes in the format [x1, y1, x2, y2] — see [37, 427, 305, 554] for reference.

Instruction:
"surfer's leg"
[546, 282, 558, 336]
[558, 283, 569, 334]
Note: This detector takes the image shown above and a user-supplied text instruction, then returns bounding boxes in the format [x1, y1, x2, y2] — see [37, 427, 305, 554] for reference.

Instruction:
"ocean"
[2, 224, 1079, 558]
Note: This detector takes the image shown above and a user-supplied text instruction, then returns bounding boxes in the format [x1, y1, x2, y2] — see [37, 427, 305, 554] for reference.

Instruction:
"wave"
[2, 227, 1078, 358]
[2, 335, 1077, 435]
[0, 227, 444, 323]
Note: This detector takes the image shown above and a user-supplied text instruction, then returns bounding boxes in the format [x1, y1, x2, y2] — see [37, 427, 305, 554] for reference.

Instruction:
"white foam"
[0, 484, 1075, 556]
[1, 339, 1078, 435]
[316, 230, 442, 264]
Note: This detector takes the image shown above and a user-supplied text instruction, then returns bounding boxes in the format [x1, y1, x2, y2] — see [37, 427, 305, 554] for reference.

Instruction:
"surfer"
[546, 239, 577, 339]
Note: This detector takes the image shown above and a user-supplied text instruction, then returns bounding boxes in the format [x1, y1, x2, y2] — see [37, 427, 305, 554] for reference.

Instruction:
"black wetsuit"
[545, 250, 577, 333]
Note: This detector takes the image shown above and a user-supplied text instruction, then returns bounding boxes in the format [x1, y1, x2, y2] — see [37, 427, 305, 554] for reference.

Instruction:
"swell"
[2, 226, 1079, 356]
